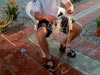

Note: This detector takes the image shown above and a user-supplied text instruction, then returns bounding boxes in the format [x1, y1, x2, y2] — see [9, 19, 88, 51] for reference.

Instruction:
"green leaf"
[96, 19, 100, 28]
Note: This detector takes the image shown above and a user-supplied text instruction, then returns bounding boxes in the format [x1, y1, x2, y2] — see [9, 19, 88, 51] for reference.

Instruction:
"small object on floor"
[20, 48, 26, 57]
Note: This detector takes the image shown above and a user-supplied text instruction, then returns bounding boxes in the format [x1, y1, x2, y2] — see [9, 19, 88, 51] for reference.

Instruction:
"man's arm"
[34, 12, 56, 22]
[32, 0, 48, 21]
[34, 12, 45, 20]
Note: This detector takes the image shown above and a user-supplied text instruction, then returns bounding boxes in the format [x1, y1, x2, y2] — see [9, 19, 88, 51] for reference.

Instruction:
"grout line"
[26, 55, 52, 75]
[0, 59, 16, 75]
[0, 35, 17, 47]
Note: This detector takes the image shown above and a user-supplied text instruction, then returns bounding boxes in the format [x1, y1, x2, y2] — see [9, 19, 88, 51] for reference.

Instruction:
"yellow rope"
[0, 15, 13, 29]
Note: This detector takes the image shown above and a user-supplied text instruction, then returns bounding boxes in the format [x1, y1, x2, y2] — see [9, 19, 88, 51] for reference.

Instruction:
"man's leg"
[37, 26, 51, 60]
[62, 21, 82, 46]
[37, 23, 55, 73]
[59, 21, 82, 56]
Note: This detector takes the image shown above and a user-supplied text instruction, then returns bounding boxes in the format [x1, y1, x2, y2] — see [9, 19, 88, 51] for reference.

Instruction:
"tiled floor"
[0, 0, 100, 75]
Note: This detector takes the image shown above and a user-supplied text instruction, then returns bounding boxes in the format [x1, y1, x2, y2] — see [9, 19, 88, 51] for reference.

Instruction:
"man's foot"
[66, 49, 76, 58]
[59, 44, 76, 58]
[44, 58, 55, 74]
[59, 44, 66, 53]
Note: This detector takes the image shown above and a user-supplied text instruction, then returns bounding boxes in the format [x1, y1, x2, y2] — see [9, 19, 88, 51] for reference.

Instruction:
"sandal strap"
[45, 58, 55, 74]
[67, 50, 76, 58]
[59, 44, 66, 53]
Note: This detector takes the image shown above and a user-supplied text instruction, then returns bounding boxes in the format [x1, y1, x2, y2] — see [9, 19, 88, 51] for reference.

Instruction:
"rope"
[0, 15, 13, 29]
[54, 14, 73, 73]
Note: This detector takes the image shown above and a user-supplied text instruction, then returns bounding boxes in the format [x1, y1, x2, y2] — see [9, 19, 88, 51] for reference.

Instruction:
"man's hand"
[44, 14, 56, 22]
[66, 7, 74, 14]
[64, 1, 74, 15]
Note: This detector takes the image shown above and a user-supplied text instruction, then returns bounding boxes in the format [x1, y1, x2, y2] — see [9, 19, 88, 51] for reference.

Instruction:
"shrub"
[2, 0, 20, 20]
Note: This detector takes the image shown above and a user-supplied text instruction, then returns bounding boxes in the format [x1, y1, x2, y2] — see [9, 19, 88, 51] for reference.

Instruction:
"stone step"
[0, 55, 53, 75]
[50, 47, 100, 75]
[0, 35, 53, 75]
[73, 3, 100, 20]
[26, 33, 100, 75]
[77, 8, 100, 26]
[74, 0, 100, 15]
[26, 34, 83, 75]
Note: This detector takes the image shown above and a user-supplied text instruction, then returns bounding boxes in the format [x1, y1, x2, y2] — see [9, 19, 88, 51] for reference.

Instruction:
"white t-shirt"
[33, 0, 70, 16]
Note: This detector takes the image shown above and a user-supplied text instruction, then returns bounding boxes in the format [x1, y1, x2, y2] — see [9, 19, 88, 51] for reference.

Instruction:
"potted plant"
[2, 0, 20, 20]
[95, 19, 100, 36]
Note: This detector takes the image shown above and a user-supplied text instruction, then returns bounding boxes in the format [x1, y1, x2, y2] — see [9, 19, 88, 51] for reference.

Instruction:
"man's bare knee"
[73, 21, 82, 34]
[37, 27, 47, 38]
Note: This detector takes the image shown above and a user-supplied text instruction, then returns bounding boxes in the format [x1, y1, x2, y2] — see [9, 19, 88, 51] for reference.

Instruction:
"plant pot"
[96, 29, 100, 36]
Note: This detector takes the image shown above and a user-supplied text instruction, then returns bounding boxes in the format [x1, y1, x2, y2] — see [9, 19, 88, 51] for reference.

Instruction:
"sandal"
[59, 44, 76, 58]
[44, 58, 55, 74]
[67, 49, 76, 58]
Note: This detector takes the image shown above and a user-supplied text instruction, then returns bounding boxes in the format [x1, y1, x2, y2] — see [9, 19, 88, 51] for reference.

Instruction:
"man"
[33, 0, 82, 73]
